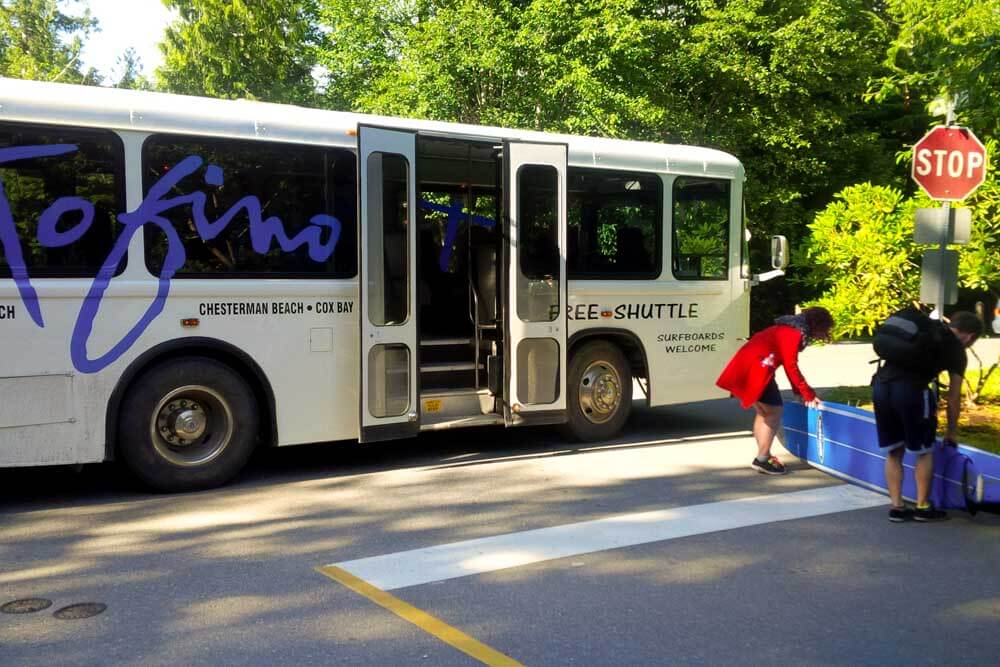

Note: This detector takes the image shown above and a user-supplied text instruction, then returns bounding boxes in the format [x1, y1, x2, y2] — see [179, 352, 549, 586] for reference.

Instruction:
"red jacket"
[716, 324, 817, 408]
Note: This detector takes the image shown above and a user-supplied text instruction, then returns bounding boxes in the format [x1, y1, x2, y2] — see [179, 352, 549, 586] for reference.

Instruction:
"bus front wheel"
[118, 357, 258, 491]
[562, 341, 632, 442]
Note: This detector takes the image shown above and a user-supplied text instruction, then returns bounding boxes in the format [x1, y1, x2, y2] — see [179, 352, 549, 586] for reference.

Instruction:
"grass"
[823, 385, 875, 408]
[972, 364, 1000, 401]
[824, 369, 1000, 455]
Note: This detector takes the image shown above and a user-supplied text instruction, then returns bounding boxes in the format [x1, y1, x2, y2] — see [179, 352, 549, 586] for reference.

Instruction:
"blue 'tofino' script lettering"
[417, 199, 495, 271]
[0, 145, 342, 373]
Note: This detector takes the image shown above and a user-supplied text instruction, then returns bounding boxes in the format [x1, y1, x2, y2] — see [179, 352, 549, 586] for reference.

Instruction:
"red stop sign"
[912, 126, 987, 201]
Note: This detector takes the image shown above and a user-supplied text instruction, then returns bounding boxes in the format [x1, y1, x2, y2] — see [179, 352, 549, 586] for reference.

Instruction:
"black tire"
[562, 340, 632, 442]
[118, 356, 258, 492]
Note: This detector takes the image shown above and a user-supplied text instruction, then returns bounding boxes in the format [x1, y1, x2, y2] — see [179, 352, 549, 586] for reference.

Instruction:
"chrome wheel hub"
[150, 385, 233, 467]
[170, 406, 207, 441]
[578, 361, 622, 424]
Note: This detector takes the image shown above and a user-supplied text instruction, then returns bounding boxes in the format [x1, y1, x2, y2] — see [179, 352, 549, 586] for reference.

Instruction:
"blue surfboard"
[782, 401, 1000, 513]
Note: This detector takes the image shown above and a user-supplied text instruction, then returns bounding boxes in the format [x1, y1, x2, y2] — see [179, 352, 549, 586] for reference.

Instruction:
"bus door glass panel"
[517, 165, 560, 403]
[366, 153, 409, 417]
[367, 343, 409, 418]
[518, 165, 560, 324]
[359, 127, 417, 440]
[505, 142, 567, 419]
[366, 153, 409, 328]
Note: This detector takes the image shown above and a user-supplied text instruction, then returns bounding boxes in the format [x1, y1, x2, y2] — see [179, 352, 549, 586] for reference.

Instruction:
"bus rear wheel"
[562, 341, 632, 442]
[118, 357, 258, 492]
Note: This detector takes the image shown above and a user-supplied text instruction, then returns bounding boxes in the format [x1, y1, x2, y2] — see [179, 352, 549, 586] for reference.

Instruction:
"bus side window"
[0, 121, 125, 278]
[566, 167, 661, 280]
[671, 177, 730, 281]
[142, 134, 357, 278]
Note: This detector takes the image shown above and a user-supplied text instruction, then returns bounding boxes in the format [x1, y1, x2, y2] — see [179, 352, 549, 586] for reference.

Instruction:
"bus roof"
[0, 77, 743, 180]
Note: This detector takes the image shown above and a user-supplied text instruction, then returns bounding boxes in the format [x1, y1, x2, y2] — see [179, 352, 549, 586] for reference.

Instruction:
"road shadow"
[0, 398, 753, 506]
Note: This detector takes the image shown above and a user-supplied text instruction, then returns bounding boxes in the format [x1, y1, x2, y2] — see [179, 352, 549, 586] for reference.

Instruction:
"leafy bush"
[798, 183, 921, 337]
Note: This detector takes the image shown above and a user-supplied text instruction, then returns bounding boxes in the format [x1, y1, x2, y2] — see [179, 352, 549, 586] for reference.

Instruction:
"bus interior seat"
[468, 225, 496, 324]
[617, 226, 646, 271]
[673, 253, 700, 278]
[474, 245, 497, 324]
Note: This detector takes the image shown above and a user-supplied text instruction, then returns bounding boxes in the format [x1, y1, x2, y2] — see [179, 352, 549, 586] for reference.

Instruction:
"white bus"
[0, 78, 782, 491]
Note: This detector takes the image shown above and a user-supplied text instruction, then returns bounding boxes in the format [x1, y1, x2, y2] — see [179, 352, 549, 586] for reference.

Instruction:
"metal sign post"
[936, 202, 953, 318]
[938, 105, 954, 319]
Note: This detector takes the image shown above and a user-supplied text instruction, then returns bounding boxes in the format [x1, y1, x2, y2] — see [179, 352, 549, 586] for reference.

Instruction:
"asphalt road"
[2, 343, 999, 665]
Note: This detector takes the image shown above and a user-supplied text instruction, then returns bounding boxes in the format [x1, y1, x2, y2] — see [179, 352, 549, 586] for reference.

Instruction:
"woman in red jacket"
[716, 307, 834, 474]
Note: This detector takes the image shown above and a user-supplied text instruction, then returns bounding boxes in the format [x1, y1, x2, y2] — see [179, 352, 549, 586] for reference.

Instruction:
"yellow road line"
[316, 565, 523, 667]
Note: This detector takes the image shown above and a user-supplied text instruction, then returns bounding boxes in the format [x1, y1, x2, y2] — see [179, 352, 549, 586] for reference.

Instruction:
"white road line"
[329, 485, 886, 591]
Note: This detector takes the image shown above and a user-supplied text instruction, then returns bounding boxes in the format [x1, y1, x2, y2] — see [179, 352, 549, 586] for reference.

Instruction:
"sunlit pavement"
[2, 378, 999, 663]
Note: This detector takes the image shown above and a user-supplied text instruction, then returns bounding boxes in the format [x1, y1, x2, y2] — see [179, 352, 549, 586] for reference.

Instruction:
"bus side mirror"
[771, 235, 789, 270]
[751, 235, 789, 286]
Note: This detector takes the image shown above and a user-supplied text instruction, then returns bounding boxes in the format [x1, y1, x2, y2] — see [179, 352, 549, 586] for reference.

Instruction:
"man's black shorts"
[872, 377, 936, 454]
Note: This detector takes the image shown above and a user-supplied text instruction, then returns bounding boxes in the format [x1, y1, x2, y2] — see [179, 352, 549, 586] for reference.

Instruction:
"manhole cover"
[1, 598, 52, 614]
[53, 603, 107, 620]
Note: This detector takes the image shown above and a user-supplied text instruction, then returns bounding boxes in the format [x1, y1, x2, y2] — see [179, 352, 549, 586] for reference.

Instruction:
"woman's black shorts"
[757, 379, 783, 407]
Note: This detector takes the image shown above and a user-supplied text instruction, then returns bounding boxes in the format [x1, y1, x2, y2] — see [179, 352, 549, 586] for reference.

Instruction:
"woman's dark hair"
[801, 306, 834, 336]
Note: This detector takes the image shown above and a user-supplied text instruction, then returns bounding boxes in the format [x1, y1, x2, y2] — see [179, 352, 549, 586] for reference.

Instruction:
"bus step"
[421, 337, 473, 347]
[420, 362, 481, 373]
[419, 388, 495, 422]
[420, 414, 504, 431]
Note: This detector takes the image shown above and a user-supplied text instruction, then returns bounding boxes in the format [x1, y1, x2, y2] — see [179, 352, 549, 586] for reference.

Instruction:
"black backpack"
[872, 307, 946, 375]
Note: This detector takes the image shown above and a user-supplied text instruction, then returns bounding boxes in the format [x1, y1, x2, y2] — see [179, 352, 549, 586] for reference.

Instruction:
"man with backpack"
[872, 308, 983, 522]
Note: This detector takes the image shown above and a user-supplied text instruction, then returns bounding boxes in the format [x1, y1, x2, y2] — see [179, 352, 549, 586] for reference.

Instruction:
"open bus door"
[358, 126, 419, 442]
[502, 141, 569, 426]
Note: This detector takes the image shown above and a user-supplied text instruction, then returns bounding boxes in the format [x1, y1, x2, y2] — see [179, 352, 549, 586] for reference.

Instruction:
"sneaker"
[914, 505, 948, 522]
[888, 506, 913, 523]
[751, 456, 787, 475]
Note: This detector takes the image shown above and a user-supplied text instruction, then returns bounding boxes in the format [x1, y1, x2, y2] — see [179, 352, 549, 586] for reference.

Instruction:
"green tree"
[0, 0, 100, 83]
[870, 0, 1000, 136]
[663, 0, 898, 243]
[318, 1, 675, 136]
[314, 0, 421, 112]
[157, 0, 319, 104]
[112, 47, 151, 90]
[352, 0, 527, 126]
[513, 0, 673, 136]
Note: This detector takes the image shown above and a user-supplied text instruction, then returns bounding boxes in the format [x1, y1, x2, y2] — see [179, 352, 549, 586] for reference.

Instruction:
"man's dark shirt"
[875, 326, 967, 386]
